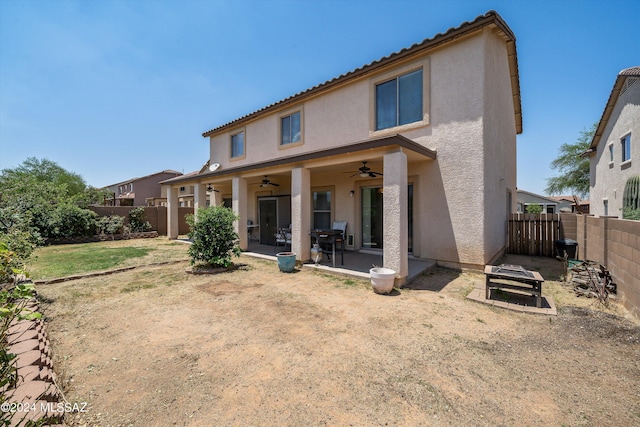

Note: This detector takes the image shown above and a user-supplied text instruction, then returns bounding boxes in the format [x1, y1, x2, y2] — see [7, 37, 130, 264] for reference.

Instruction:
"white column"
[291, 167, 311, 261]
[383, 150, 408, 287]
[167, 186, 179, 239]
[232, 177, 248, 250]
[194, 183, 207, 220]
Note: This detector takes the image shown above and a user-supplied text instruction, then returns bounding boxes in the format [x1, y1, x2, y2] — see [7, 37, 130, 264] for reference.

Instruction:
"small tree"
[545, 124, 595, 198]
[186, 206, 241, 268]
[525, 203, 543, 214]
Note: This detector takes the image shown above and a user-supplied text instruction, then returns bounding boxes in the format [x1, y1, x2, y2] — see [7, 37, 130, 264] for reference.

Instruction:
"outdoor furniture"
[310, 229, 344, 267]
[274, 227, 291, 252]
[247, 220, 259, 242]
[484, 264, 544, 308]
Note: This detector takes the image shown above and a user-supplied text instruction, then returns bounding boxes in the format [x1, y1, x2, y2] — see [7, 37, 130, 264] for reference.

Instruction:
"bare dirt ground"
[37, 250, 640, 426]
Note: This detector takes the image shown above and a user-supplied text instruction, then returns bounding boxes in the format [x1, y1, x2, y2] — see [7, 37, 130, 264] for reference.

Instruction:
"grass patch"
[28, 238, 190, 280]
[29, 244, 152, 279]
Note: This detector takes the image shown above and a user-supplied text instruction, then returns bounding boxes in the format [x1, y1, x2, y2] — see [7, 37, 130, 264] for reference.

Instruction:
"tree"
[0, 158, 100, 255]
[0, 157, 87, 198]
[545, 124, 596, 198]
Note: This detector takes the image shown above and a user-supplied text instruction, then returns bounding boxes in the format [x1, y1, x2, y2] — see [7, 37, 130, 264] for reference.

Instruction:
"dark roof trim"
[588, 66, 640, 152]
[202, 10, 521, 137]
[160, 134, 436, 185]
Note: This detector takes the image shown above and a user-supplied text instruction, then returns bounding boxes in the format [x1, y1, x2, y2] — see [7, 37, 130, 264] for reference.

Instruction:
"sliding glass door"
[361, 184, 413, 252]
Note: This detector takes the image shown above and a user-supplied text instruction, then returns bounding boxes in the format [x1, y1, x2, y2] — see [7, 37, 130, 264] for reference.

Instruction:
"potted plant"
[369, 267, 396, 294]
[276, 252, 297, 273]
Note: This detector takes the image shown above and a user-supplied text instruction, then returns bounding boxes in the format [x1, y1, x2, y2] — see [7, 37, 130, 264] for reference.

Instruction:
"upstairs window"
[375, 69, 423, 130]
[609, 144, 614, 163]
[231, 131, 245, 158]
[621, 133, 631, 162]
[281, 111, 301, 145]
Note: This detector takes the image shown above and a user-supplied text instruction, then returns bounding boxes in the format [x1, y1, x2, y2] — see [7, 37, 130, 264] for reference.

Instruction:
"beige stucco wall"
[590, 80, 640, 217]
[202, 28, 517, 269]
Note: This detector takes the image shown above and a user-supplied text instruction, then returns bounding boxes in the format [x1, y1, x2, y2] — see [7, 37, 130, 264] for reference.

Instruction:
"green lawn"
[28, 238, 189, 279]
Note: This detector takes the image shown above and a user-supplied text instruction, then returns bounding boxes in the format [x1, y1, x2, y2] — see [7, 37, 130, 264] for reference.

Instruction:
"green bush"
[49, 204, 97, 239]
[525, 203, 543, 214]
[186, 206, 241, 268]
[128, 207, 151, 233]
[96, 215, 125, 235]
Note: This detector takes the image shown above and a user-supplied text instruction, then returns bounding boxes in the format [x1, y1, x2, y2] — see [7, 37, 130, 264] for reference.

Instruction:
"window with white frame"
[312, 190, 332, 230]
[621, 133, 631, 162]
[281, 111, 301, 145]
[375, 69, 423, 131]
[609, 143, 614, 163]
[231, 131, 244, 158]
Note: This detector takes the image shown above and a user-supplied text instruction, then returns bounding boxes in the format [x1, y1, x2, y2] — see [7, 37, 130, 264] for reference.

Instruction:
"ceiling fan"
[350, 161, 383, 178]
[206, 184, 219, 193]
[259, 176, 280, 187]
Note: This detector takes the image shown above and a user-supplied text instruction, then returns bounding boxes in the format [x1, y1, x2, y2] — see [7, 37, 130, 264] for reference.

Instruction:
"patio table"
[310, 229, 344, 267]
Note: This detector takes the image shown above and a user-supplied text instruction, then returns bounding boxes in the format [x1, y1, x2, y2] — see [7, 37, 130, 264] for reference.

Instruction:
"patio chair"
[274, 227, 292, 252]
[332, 221, 347, 248]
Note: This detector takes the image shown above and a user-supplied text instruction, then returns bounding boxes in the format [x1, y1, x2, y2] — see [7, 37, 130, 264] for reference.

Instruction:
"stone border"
[33, 260, 189, 285]
[3, 284, 65, 425]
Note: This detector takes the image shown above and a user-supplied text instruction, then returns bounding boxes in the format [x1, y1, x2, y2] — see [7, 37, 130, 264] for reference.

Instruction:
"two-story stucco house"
[103, 170, 182, 206]
[587, 66, 640, 217]
[163, 11, 522, 285]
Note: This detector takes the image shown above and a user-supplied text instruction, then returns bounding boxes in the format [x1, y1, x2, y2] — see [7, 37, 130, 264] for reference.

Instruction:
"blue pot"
[276, 252, 297, 273]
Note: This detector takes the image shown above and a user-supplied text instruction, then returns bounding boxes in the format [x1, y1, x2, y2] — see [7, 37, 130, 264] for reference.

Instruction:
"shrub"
[96, 215, 125, 235]
[622, 207, 640, 221]
[129, 207, 151, 233]
[48, 204, 97, 239]
[186, 206, 241, 268]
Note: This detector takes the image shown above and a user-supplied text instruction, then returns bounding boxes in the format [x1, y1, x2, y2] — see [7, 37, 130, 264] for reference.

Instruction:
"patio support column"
[232, 177, 249, 250]
[167, 186, 179, 239]
[193, 183, 207, 219]
[383, 150, 408, 287]
[211, 188, 222, 207]
[291, 167, 311, 261]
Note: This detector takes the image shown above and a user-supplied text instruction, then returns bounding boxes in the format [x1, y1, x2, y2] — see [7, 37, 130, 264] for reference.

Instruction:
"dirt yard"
[37, 251, 639, 426]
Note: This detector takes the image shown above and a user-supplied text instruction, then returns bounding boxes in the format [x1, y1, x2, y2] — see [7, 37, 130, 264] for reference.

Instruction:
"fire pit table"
[484, 264, 544, 308]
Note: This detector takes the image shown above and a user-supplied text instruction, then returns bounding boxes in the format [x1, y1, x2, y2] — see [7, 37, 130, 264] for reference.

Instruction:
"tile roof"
[202, 10, 521, 138]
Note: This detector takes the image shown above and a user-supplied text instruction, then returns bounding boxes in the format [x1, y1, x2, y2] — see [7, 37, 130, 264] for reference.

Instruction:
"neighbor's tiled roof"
[589, 66, 640, 151]
[202, 10, 522, 138]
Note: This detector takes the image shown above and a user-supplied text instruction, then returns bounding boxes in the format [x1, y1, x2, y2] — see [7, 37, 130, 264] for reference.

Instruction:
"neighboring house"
[516, 190, 559, 214]
[586, 66, 640, 217]
[103, 170, 182, 206]
[548, 195, 589, 213]
[162, 11, 522, 283]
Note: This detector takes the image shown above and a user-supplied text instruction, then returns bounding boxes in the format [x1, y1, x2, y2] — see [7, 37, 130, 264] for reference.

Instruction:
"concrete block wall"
[573, 214, 640, 319]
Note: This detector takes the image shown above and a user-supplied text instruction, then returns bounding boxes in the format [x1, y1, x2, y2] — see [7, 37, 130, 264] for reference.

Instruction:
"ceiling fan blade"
[271, 182, 280, 186]
[369, 172, 378, 178]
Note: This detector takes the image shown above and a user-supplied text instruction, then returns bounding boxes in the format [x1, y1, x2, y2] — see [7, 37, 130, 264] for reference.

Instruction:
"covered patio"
[164, 134, 437, 287]
[243, 240, 436, 283]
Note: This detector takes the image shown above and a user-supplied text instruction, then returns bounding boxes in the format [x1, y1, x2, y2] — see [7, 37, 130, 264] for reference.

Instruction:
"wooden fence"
[507, 213, 561, 257]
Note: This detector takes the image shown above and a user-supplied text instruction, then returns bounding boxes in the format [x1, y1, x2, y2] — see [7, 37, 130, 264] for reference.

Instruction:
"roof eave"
[160, 134, 436, 185]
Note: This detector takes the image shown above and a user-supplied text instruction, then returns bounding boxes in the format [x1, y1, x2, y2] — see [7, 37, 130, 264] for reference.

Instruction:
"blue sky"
[1, 0, 639, 195]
